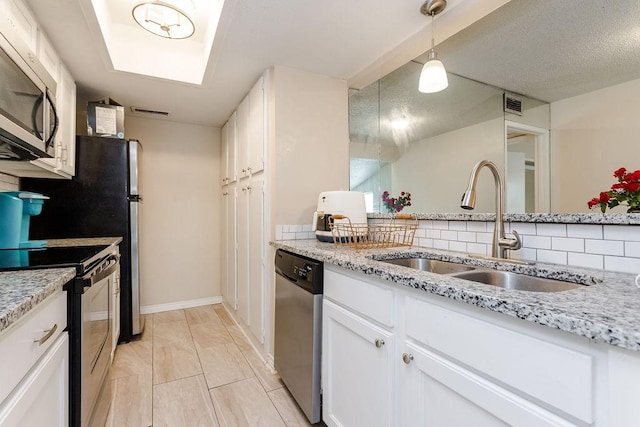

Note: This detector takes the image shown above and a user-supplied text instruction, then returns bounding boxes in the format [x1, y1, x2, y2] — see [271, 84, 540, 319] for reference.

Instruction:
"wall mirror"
[349, 0, 640, 214]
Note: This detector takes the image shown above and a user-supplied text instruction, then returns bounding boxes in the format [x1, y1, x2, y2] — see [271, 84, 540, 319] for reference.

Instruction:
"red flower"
[624, 182, 640, 193]
[587, 197, 600, 209]
[599, 192, 611, 203]
[614, 167, 627, 179]
[626, 170, 640, 182]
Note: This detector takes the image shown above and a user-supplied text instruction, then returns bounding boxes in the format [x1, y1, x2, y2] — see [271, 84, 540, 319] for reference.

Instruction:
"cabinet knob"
[374, 338, 385, 348]
[241, 187, 246, 192]
[402, 353, 414, 364]
[242, 168, 246, 173]
[246, 186, 252, 191]
[223, 192, 229, 196]
[247, 167, 252, 172]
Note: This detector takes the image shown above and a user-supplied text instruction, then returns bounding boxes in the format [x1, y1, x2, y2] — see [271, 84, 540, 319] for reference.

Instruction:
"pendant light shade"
[419, 50, 448, 93]
[132, 0, 195, 39]
[418, 0, 448, 93]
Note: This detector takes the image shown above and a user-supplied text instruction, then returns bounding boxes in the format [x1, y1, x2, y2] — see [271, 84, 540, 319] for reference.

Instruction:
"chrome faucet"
[460, 160, 521, 258]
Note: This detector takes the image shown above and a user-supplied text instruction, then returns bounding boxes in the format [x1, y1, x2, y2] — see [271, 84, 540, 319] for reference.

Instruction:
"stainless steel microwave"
[0, 32, 57, 161]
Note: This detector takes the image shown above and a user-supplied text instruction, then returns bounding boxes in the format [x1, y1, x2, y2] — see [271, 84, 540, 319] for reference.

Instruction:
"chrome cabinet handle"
[374, 338, 385, 348]
[402, 353, 414, 364]
[34, 324, 58, 346]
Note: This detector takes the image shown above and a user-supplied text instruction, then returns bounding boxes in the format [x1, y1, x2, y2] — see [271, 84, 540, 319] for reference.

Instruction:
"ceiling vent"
[503, 93, 522, 116]
[130, 106, 170, 116]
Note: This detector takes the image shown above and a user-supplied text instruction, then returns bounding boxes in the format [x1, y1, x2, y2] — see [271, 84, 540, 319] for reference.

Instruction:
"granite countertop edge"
[0, 268, 76, 334]
[368, 212, 640, 225]
[272, 239, 640, 352]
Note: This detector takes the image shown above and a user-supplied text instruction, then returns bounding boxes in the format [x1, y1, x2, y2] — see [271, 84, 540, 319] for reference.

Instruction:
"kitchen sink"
[378, 258, 477, 274]
[450, 270, 584, 292]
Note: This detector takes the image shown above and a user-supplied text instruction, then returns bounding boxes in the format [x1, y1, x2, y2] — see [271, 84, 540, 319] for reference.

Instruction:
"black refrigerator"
[22, 135, 144, 342]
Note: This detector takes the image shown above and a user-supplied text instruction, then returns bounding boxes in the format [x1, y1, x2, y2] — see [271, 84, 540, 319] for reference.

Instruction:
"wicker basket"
[329, 214, 417, 251]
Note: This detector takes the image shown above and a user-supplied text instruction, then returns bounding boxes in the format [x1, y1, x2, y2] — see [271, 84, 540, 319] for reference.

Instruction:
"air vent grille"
[130, 106, 170, 116]
[503, 93, 522, 116]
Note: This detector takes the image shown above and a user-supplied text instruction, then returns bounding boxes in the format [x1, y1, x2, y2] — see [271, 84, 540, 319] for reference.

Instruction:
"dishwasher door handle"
[277, 271, 299, 283]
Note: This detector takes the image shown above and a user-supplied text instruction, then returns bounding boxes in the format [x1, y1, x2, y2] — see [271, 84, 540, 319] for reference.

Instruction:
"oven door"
[81, 255, 117, 427]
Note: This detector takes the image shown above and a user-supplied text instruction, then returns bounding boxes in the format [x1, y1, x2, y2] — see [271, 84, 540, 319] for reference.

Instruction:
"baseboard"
[141, 296, 223, 314]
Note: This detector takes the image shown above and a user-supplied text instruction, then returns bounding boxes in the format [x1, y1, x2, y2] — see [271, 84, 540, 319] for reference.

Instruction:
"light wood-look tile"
[153, 309, 186, 324]
[241, 345, 284, 392]
[213, 304, 237, 328]
[227, 325, 254, 353]
[196, 341, 254, 389]
[110, 341, 152, 380]
[268, 387, 313, 427]
[186, 305, 224, 327]
[153, 375, 219, 427]
[211, 377, 285, 427]
[106, 373, 152, 427]
[139, 314, 153, 342]
[153, 320, 202, 384]
[189, 321, 235, 348]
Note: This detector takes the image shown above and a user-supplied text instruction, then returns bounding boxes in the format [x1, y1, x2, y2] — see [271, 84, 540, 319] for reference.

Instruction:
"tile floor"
[105, 304, 313, 427]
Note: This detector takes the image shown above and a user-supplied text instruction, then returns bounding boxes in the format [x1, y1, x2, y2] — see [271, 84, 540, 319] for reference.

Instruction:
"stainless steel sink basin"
[379, 258, 476, 274]
[450, 270, 584, 292]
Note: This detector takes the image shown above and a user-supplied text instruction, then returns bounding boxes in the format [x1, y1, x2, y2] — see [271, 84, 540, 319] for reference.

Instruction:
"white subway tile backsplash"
[417, 238, 434, 248]
[467, 243, 487, 256]
[441, 230, 458, 240]
[418, 220, 433, 229]
[537, 249, 567, 265]
[290, 225, 302, 233]
[585, 239, 624, 256]
[458, 231, 476, 243]
[433, 239, 449, 250]
[449, 241, 467, 252]
[466, 222, 486, 232]
[302, 224, 312, 232]
[536, 223, 567, 237]
[283, 232, 296, 240]
[567, 224, 603, 239]
[604, 256, 640, 274]
[551, 237, 584, 252]
[276, 225, 283, 241]
[449, 221, 466, 231]
[509, 248, 537, 262]
[568, 252, 604, 270]
[604, 225, 640, 241]
[414, 228, 426, 239]
[426, 229, 441, 239]
[477, 232, 493, 244]
[625, 242, 640, 258]
[522, 235, 551, 249]
[510, 222, 536, 235]
[432, 221, 449, 230]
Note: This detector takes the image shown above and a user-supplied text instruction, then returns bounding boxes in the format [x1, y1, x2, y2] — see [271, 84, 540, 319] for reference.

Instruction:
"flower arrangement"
[588, 167, 640, 213]
[382, 190, 412, 213]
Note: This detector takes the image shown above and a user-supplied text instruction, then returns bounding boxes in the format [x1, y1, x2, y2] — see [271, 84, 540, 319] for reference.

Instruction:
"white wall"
[125, 116, 221, 308]
[551, 78, 640, 213]
[391, 117, 504, 213]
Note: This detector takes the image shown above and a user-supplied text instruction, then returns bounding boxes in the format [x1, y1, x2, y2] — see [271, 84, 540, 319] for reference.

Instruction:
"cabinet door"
[2, 0, 38, 52]
[399, 342, 574, 427]
[248, 176, 264, 343]
[322, 300, 394, 427]
[227, 111, 237, 183]
[52, 64, 76, 177]
[222, 186, 237, 310]
[236, 181, 249, 324]
[248, 76, 264, 174]
[0, 333, 69, 427]
[37, 30, 59, 84]
[236, 96, 249, 179]
[221, 121, 228, 184]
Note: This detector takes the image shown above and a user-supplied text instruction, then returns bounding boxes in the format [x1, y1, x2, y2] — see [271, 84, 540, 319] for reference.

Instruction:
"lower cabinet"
[322, 300, 394, 427]
[322, 265, 614, 426]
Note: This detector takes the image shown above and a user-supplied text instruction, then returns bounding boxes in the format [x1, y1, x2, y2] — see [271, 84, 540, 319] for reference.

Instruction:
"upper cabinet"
[1, 0, 37, 52]
[54, 64, 76, 177]
[233, 76, 265, 179]
[36, 29, 59, 85]
[221, 111, 237, 185]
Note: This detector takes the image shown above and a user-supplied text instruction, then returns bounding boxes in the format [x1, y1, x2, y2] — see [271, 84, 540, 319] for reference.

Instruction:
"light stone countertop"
[273, 239, 640, 351]
[368, 212, 640, 225]
[0, 268, 75, 334]
[0, 237, 122, 334]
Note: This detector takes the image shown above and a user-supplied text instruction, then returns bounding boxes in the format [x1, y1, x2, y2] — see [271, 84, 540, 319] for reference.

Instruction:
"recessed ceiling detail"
[89, 0, 224, 84]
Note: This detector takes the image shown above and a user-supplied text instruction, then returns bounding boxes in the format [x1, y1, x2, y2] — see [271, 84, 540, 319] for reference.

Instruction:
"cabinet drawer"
[0, 291, 67, 404]
[405, 296, 593, 423]
[325, 268, 394, 327]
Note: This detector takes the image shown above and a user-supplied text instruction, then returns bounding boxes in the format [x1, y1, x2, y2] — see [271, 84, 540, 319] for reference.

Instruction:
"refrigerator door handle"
[129, 199, 143, 335]
[128, 195, 142, 202]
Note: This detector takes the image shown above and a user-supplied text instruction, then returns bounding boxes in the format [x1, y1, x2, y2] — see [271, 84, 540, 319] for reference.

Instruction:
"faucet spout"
[460, 160, 521, 258]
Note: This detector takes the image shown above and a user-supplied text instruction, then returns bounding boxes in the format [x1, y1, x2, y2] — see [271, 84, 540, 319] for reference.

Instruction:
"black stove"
[0, 245, 111, 274]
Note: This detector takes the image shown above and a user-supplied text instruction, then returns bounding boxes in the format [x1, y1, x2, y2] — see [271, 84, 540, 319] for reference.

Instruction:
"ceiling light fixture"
[132, 0, 195, 39]
[418, 0, 448, 93]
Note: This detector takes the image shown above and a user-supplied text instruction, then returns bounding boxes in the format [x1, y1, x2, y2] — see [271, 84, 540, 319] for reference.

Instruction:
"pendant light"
[132, 0, 196, 39]
[418, 0, 448, 93]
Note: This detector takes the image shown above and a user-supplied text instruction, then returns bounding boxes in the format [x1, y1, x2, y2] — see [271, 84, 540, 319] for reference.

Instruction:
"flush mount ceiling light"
[132, 0, 195, 39]
[418, 0, 448, 93]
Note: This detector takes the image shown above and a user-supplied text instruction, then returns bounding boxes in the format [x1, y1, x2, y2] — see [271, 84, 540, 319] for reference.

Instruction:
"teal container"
[0, 192, 22, 249]
[5, 192, 47, 248]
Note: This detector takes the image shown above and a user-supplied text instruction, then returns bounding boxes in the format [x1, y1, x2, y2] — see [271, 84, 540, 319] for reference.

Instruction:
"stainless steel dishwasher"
[274, 249, 323, 424]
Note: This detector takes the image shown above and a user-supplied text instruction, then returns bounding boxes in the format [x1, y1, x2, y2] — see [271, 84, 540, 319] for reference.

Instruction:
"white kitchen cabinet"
[221, 184, 237, 310]
[221, 111, 238, 185]
[247, 76, 265, 174]
[221, 121, 228, 185]
[0, 0, 37, 52]
[36, 29, 59, 84]
[248, 175, 265, 342]
[322, 299, 394, 427]
[322, 265, 602, 426]
[236, 179, 250, 325]
[236, 95, 250, 179]
[0, 290, 68, 427]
